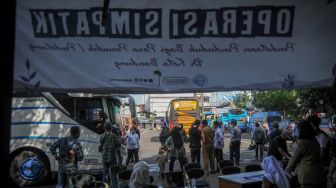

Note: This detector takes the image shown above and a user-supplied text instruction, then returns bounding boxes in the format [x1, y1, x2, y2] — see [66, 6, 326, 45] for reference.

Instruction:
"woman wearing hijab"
[261, 156, 290, 188]
[129, 161, 150, 188]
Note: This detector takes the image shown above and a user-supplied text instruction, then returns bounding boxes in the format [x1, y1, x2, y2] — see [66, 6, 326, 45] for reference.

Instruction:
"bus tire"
[10, 149, 50, 187]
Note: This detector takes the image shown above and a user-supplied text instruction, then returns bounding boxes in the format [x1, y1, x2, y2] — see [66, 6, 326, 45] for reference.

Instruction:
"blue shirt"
[214, 128, 224, 149]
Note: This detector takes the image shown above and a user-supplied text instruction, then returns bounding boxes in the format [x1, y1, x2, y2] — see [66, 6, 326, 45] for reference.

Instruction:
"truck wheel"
[10, 150, 50, 187]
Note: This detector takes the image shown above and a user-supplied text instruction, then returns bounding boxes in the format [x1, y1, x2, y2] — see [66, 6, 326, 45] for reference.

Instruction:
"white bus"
[10, 92, 135, 186]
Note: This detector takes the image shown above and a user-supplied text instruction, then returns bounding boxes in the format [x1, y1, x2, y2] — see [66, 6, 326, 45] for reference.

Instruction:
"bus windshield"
[167, 99, 200, 135]
[173, 100, 197, 111]
[229, 109, 245, 115]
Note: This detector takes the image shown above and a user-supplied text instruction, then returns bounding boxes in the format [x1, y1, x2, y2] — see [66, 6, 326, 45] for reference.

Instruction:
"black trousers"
[214, 148, 223, 170]
[229, 141, 241, 165]
[255, 143, 264, 159]
[169, 156, 186, 172]
[190, 149, 201, 164]
[126, 149, 139, 165]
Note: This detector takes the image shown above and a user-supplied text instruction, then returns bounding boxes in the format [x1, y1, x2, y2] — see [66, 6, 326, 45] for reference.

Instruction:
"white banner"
[14, 0, 336, 93]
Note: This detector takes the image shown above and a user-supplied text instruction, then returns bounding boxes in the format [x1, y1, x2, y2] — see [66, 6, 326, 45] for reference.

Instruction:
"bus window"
[76, 98, 105, 134]
[106, 98, 122, 126]
[229, 109, 245, 115]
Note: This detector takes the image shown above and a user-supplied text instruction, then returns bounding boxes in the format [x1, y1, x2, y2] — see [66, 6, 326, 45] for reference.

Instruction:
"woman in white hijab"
[129, 161, 150, 188]
[261, 156, 290, 188]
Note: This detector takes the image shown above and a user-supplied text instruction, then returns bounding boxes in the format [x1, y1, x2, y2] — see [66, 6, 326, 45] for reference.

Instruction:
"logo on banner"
[193, 74, 208, 87]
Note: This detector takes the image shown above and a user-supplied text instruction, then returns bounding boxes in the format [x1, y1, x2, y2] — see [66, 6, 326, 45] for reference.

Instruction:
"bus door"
[75, 98, 105, 170]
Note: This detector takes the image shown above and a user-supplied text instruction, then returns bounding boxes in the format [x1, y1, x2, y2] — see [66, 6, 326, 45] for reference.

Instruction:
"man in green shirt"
[100, 122, 118, 187]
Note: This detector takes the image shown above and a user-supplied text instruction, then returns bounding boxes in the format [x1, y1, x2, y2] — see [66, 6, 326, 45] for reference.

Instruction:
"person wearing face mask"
[126, 126, 140, 166]
[50, 126, 84, 188]
[178, 123, 187, 143]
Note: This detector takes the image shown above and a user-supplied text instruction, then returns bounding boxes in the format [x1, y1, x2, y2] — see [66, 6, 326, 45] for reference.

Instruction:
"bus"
[217, 108, 229, 127]
[10, 92, 135, 186]
[228, 108, 248, 132]
[249, 111, 281, 131]
[203, 111, 215, 128]
[166, 99, 200, 136]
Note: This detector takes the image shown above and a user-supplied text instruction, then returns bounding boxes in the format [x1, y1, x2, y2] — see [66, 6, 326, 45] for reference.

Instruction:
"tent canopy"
[14, 0, 336, 93]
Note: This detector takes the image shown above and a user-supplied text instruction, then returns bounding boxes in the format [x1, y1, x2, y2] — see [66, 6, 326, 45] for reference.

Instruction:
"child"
[156, 146, 167, 174]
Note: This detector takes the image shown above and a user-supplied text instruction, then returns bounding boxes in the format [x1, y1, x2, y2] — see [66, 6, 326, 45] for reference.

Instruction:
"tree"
[297, 87, 336, 115]
[252, 90, 299, 119]
[233, 92, 250, 108]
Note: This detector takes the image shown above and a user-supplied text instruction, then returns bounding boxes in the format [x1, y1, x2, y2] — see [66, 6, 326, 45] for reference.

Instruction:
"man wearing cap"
[267, 130, 291, 161]
[229, 119, 241, 166]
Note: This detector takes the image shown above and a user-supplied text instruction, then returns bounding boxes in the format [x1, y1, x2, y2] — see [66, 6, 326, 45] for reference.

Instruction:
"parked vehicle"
[166, 98, 200, 136]
[249, 111, 281, 131]
[10, 92, 135, 186]
[228, 108, 248, 132]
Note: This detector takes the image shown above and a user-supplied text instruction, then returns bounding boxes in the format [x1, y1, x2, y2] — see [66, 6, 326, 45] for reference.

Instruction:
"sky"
[130, 94, 144, 104]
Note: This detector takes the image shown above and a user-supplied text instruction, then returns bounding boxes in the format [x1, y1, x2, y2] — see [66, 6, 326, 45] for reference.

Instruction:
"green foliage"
[233, 92, 250, 108]
[252, 90, 299, 119]
[297, 88, 336, 115]
[251, 87, 336, 119]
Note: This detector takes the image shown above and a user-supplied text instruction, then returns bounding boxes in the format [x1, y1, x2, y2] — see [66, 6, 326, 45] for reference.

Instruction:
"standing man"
[229, 119, 241, 166]
[178, 123, 187, 143]
[251, 122, 266, 161]
[308, 115, 331, 169]
[159, 122, 170, 146]
[269, 122, 282, 143]
[50, 126, 84, 188]
[214, 121, 224, 171]
[126, 126, 140, 166]
[201, 119, 215, 174]
[99, 122, 119, 187]
[189, 120, 202, 164]
[290, 121, 299, 148]
[112, 124, 123, 165]
[267, 130, 291, 161]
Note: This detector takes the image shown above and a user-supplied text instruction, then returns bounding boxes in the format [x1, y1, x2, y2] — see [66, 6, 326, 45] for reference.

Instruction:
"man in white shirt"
[307, 115, 330, 167]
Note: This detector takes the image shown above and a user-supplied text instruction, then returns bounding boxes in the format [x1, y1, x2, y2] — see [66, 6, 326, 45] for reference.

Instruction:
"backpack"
[254, 127, 265, 144]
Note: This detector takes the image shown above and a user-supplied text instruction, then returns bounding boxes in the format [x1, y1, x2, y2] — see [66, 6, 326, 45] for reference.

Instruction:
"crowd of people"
[158, 118, 242, 174]
[48, 113, 335, 188]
